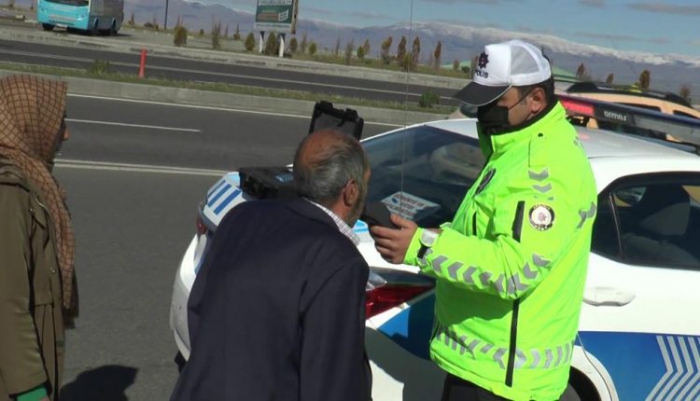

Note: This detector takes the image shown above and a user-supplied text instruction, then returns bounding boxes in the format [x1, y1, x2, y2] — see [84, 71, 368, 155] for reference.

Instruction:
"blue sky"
[229, 0, 700, 57]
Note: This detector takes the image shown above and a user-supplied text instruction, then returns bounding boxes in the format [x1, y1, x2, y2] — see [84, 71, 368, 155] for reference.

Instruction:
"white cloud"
[576, 32, 670, 45]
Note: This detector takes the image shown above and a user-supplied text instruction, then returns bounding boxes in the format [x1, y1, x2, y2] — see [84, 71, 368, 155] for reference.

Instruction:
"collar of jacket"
[0, 157, 29, 189]
[479, 101, 566, 158]
[0, 158, 49, 212]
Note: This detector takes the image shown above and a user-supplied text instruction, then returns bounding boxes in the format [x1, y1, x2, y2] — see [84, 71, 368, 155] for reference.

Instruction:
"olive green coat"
[0, 161, 65, 400]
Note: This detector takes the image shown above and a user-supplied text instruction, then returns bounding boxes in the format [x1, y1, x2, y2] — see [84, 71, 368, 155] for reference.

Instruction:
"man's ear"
[343, 179, 358, 207]
[530, 87, 547, 114]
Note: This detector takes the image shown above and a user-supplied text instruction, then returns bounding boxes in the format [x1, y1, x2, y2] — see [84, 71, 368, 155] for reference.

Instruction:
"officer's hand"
[369, 214, 417, 264]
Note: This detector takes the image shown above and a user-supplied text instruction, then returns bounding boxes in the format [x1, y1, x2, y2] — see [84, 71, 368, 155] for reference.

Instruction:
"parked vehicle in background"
[450, 81, 700, 130]
[564, 82, 700, 131]
[37, 0, 124, 35]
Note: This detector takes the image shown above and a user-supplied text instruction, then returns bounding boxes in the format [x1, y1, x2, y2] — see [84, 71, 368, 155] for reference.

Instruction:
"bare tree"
[411, 36, 421, 70]
[211, 21, 222, 50]
[680, 83, 692, 103]
[344, 39, 355, 65]
[380, 36, 393, 64]
[639, 69, 651, 90]
[433, 41, 442, 70]
[396, 36, 407, 66]
[234, 23, 241, 41]
[576, 63, 591, 81]
[362, 39, 371, 57]
[334, 36, 341, 57]
[300, 32, 308, 54]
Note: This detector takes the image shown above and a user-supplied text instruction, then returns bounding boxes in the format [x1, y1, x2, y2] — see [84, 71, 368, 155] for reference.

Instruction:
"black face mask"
[477, 102, 510, 136]
[476, 89, 534, 136]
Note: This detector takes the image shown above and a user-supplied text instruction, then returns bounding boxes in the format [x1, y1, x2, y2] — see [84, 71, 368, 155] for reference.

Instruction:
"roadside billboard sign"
[254, 0, 299, 34]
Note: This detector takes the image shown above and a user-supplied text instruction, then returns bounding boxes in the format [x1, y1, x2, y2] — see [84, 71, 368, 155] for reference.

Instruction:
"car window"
[592, 176, 700, 270]
[673, 110, 700, 120]
[595, 119, 664, 140]
[619, 103, 661, 112]
[363, 125, 484, 227]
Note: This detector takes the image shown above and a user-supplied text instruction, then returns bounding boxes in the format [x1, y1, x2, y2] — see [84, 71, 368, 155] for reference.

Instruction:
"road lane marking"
[0, 48, 454, 101]
[67, 94, 406, 128]
[66, 118, 201, 133]
[55, 159, 228, 177]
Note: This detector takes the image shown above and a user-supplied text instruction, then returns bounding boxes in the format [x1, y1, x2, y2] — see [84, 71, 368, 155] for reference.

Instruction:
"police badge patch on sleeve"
[529, 204, 555, 231]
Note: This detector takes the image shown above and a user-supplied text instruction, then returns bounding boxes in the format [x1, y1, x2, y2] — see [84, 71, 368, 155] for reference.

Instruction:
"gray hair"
[293, 129, 369, 206]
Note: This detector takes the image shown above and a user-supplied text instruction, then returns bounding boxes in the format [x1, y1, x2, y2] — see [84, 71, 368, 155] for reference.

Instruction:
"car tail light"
[365, 270, 434, 319]
[560, 98, 595, 117]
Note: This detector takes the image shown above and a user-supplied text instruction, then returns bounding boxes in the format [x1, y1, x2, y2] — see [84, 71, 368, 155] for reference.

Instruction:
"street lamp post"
[164, 0, 170, 30]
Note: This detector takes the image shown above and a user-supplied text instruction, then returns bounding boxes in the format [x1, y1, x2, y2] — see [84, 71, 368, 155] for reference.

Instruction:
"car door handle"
[583, 287, 636, 306]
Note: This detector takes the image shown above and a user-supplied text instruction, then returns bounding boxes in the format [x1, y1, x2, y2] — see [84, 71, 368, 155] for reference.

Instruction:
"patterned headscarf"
[0, 74, 78, 322]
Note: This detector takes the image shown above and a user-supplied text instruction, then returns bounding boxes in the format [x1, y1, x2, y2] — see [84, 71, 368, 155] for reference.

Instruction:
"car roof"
[565, 81, 694, 109]
[424, 118, 699, 160]
[566, 92, 700, 118]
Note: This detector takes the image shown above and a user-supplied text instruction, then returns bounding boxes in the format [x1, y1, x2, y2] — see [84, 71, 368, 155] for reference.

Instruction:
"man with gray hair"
[170, 129, 372, 401]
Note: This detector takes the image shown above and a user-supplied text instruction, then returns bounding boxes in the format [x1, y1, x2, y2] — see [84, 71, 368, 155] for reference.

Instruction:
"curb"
[0, 24, 468, 91]
[0, 70, 447, 126]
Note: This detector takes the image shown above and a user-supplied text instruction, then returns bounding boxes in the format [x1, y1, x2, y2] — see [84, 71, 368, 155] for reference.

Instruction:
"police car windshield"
[363, 125, 484, 228]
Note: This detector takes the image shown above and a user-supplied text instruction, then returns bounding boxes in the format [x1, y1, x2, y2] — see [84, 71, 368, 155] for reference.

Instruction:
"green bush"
[419, 91, 440, 109]
[309, 42, 317, 56]
[264, 32, 279, 55]
[357, 46, 366, 60]
[211, 22, 222, 50]
[173, 25, 188, 47]
[244, 32, 256, 52]
[88, 60, 110, 75]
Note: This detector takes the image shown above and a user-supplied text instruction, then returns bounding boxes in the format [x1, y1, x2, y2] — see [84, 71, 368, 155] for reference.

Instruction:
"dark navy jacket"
[170, 198, 371, 401]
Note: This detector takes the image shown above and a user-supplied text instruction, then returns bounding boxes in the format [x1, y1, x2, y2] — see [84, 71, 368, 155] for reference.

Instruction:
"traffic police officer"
[370, 40, 597, 401]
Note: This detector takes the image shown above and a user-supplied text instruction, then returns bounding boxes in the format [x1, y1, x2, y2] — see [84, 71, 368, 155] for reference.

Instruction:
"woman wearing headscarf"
[0, 75, 78, 401]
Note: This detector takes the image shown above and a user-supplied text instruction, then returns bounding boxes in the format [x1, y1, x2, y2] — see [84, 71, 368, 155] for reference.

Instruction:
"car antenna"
[608, 37, 640, 86]
[398, 0, 416, 219]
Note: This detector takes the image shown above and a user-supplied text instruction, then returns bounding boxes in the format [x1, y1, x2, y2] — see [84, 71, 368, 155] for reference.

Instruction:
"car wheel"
[109, 21, 118, 36]
[90, 21, 99, 36]
[560, 384, 582, 401]
[42, 23, 54, 31]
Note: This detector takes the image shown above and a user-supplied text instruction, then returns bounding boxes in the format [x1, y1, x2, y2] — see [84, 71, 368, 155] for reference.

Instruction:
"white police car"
[170, 101, 700, 400]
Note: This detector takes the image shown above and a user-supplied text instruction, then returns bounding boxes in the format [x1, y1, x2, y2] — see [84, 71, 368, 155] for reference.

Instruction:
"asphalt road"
[55, 167, 213, 401]
[0, 38, 461, 106]
[62, 94, 391, 170]
[52, 96, 398, 400]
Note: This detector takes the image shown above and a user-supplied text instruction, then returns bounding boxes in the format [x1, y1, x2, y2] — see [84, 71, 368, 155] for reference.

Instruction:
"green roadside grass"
[0, 61, 455, 115]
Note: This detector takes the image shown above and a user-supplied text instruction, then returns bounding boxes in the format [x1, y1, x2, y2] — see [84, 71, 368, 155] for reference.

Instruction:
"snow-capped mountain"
[121, 0, 695, 93]
[11, 0, 700, 94]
